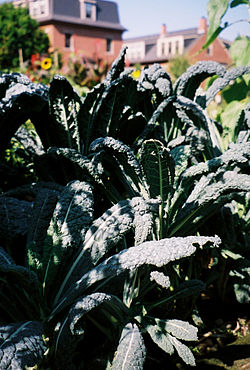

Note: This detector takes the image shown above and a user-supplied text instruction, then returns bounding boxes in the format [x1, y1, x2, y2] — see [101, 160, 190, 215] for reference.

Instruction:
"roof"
[123, 27, 200, 64]
[123, 23, 231, 65]
[124, 27, 198, 42]
[38, 0, 126, 32]
[38, 14, 126, 31]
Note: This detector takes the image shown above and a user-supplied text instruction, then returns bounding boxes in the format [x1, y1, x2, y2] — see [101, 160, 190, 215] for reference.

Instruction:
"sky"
[115, 0, 249, 41]
[0, 0, 249, 41]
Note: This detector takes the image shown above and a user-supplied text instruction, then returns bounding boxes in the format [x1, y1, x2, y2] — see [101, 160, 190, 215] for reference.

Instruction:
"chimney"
[198, 17, 208, 34]
[160, 24, 167, 37]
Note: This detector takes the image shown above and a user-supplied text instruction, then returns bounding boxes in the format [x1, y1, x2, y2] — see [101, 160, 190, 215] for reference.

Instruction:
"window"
[29, 0, 48, 17]
[207, 46, 213, 56]
[176, 41, 179, 54]
[161, 43, 165, 56]
[80, 0, 97, 20]
[65, 33, 72, 49]
[168, 42, 172, 55]
[85, 3, 93, 18]
[145, 44, 154, 54]
[106, 38, 112, 53]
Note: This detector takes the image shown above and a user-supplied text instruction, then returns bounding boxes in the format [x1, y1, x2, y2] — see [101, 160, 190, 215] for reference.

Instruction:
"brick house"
[123, 17, 232, 66]
[11, 0, 126, 64]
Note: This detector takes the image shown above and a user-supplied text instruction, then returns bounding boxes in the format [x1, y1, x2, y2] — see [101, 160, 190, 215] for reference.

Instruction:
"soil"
[175, 299, 250, 370]
[195, 332, 250, 369]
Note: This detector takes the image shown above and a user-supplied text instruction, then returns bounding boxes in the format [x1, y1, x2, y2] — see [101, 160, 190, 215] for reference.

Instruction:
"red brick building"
[11, 0, 126, 64]
[123, 17, 232, 66]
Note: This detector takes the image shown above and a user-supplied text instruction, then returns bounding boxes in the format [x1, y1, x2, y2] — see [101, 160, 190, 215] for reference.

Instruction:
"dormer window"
[29, 0, 49, 17]
[85, 3, 93, 18]
[80, 0, 97, 21]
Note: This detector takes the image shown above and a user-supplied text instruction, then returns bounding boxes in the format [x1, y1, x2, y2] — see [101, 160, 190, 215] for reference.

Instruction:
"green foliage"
[230, 36, 250, 67]
[0, 3, 49, 70]
[168, 55, 191, 82]
[0, 47, 249, 368]
[203, 0, 249, 50]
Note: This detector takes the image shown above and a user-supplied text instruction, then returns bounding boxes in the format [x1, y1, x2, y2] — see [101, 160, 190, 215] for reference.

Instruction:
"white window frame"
[79, 0, 97, 21]
[157, 36, 184, 58]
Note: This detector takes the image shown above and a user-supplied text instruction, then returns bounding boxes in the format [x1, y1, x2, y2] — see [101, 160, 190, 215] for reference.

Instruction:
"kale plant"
[0, 47, 249, 368]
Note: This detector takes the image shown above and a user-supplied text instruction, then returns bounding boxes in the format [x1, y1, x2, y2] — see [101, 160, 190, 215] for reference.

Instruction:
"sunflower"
[41, 57, 52, 70]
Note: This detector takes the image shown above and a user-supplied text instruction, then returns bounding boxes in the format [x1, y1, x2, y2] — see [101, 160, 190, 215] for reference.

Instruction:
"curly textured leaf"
[77, 82, 105, 154]
[0, 258, 40, 318]
[182, 142, 250, 182]
[220, 100, 250, 150]
[41, 181, 93, 295]
[0, 247, 41, 320]
[27, 186, 62, 273]
[206, 66, 250, 105]
[150, 271, 171, 289]
[174, 61, 226, 99]
[55, 293, 114, 368]
[46, 180, 93, 252]
[236, 103, 250, 144]
[47, 146, 105, 183]
[170, 145, 192, 180]
[135, 96, 175, 150]
[171, 171, 250, 235]
[112, 323, 146, 370]
[0, 81, 48, 149]
[90, 136, 141, 176]
[0, 196, 32, 242]
[52, 235, 220, 316]
[83, 197, 158, 260]
[105, 45, 127, 85]
[49, 75, 82, 151]
[88, 72, 134, 144]
[14, 125, 45, 157]
[0, 72, 31, 100]
[138, 63, 172, 99]
[173, 95, 221, 155]
[90, 136, 144, 193]
[139, 139, 175, 200]
[54, 197, 158, 304]
[170, 142, 250, 223]
[0, 321, 46, 369]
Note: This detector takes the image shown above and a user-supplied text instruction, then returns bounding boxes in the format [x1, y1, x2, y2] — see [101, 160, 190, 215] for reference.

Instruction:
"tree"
[0, 3, 49, 70]
[167, 55, 191, 82]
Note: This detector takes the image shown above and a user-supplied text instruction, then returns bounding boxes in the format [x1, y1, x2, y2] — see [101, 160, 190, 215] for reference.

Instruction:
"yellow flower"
[131, 69, 141, 79]
[41, 57, 52, 70]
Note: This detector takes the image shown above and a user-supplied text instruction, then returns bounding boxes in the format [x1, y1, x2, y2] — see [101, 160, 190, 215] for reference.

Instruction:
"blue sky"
[115, 0, 249, 41]
[0, 0, 249, 41]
